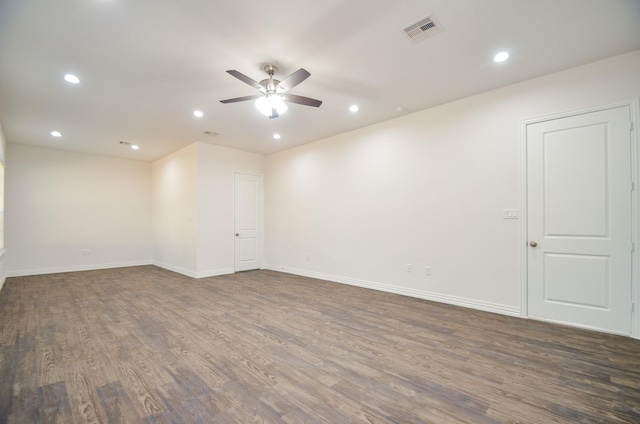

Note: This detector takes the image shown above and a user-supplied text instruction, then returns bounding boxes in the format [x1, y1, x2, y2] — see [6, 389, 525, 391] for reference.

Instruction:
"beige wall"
[6, 141, 264, 280]
[265, 51, 640, 317]
[151, 143, 199, 275]
[196, 142, 264, 276]
[6, 144, 153, 275]
[152, 142, 264, 277]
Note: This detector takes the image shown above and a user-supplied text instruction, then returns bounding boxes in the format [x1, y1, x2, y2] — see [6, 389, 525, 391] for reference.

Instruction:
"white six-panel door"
[526, 105, 633, 335]
[234, 173, 263, 272]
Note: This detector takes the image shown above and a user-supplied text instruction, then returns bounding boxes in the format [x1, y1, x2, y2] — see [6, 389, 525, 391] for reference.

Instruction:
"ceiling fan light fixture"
[256, 94, 287, 117]
[222, 66, 321, 117]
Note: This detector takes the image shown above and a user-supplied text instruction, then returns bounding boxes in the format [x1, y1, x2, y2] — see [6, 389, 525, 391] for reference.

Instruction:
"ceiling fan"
[220, 65, 322, 119]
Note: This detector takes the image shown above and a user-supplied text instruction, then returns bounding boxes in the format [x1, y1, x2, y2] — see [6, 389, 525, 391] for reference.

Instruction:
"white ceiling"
[1, 0, 639, 162]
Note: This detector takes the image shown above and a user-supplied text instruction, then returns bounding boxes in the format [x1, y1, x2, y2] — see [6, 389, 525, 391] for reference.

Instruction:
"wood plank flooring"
[0, 265, 639, 423]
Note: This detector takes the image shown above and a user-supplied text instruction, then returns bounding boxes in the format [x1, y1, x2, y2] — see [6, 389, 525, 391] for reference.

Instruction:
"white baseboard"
[5, 260, 153, 278]
[264, 264, 521, 317]
[0, 249, 6, 292]
[195, 268, 234, 279]
[5, 260, 234, 280]
[152, 261, 233, 279]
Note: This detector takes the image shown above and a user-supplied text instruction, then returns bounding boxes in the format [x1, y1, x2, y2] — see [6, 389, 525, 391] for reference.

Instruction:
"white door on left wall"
[234, 173, 263, 272]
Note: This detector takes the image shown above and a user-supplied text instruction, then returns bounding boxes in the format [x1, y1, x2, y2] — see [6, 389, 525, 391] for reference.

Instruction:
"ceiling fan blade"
[226, 70, 263, 90]
[220, 95, 261, 104]
[276, 68, 311, 92]
[283, 94, 322, 108]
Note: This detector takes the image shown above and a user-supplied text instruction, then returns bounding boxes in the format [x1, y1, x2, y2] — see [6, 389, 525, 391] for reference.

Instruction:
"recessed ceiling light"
[349, 105, 359, 112]
[131, 144, 140, 150]
[50, 130, 62, 137]
[494, 51, 509, 63]
[193, 110, 204, 117]
[273, 133, 281, 140]
[64, 74, 80, 84]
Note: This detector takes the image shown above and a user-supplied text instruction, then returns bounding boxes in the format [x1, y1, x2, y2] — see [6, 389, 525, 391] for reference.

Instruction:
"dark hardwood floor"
[0, 266, 638, 423]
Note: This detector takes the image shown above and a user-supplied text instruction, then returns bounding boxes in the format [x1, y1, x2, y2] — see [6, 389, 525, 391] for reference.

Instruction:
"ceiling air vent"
[403, 15, 444, 43]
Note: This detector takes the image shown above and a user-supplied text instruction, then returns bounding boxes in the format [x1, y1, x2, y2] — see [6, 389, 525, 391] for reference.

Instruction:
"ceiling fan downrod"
[260, 65, 280, 93]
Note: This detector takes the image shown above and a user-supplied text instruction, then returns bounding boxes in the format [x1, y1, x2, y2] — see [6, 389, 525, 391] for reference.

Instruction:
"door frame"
[233, 171, 264, 272]
[520, 100, 640, 338]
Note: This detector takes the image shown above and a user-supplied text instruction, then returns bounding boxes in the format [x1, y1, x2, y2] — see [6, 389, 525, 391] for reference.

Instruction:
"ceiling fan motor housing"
[260, 78, 281, 93]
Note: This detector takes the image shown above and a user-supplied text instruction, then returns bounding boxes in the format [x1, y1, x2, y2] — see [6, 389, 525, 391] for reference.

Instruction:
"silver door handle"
[235, 233, 239, 237]
[530, 241, 537, 247]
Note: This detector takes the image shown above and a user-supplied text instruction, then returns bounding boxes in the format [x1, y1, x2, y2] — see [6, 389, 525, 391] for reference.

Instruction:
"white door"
[234, 173, 263, 272]
[526, 105, 633, 335]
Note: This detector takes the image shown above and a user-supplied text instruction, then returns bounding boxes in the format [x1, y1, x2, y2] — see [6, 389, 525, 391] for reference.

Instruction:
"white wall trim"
[265, 264, 521, 317]
[152, 261, 197, 278]
[520, 114, 529, 319]
[153, 261, 233, 279]
[521, 100, 640, 339]
[0, 248, 6, 292]
[5, 260, 153, 278]
[6, 261, 234, 280]
[632, 98, 640, 339]
[195, 268, 234, 279]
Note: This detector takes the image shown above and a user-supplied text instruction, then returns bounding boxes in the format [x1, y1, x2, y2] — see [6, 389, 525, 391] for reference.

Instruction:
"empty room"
[1, 0, 639, 423]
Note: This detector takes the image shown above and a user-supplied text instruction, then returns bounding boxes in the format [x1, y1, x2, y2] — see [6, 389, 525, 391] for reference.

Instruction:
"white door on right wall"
[526, 105, 633, 335]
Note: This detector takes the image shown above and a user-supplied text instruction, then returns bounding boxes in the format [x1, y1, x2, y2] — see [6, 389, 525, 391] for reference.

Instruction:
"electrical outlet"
[503, 209, 519, 219]
[425, 266, 432, 276]
[406, 264, 412, 273]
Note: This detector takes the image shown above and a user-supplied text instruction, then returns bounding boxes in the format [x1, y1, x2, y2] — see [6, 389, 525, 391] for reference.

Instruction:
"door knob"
[529, 241, 537, 247]
[235, 233, 239, 236]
